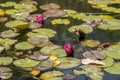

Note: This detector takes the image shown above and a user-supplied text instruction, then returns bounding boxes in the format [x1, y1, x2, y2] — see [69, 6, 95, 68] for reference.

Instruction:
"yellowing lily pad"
[39, 70, 64, 80]
[51, 19, 70, 25]
[5, 20, 29, 29]
[15, 42, 34, 50]
[104, 62, 120, 75]
[81, 39, 100, 47]
[27, 28, 56, 38]
[5, 9, 19, 15]
[101, 57, 114, 67]
[68, 25, 93, 34]
[56, 57, 81, 69]
[0, 2, 16, 7]
[13, 58, 40, 68]
[0, 57, 13, 65]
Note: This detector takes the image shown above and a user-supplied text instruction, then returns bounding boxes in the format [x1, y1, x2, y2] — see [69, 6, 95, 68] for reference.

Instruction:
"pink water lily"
[64, 43, 74, 56]
[36, 15, 44, 23]
[103, 42, 110, 48]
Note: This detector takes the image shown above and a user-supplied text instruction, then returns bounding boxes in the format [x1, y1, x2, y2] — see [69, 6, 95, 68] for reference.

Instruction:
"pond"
[0, 0, 120, 80]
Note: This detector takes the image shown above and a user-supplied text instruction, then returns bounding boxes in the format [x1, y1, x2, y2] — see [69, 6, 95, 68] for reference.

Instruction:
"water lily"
[64, 43, 74, 57]
[77, 29, 86, 41]
[103, 42, 110, 48]
[36, 15, 44, 26]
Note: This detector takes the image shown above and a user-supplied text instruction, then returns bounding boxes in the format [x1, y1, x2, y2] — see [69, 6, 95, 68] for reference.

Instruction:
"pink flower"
[64, 43, 74, 55]
[36, 15, 44, 23]
[77, 29, 86, 41]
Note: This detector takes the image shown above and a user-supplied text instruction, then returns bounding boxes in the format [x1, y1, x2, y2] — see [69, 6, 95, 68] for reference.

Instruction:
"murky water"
[0, 0, 120, 80]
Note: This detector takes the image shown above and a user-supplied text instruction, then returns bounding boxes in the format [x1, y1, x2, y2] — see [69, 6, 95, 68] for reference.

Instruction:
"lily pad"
[81, 39, 100, 47]
[26, 14, 43, 21]
[29, 22, 43, 29]
[56, 57, 81, 69]
[13, 58, 40, 68]
[15, 42, 34, 50]
[26, 28, 56, 38]
[51, 49, 67, 57]
[27, 36, 49, 47]
[0, 57, 13, 65]
[68, 25, 93, 34]
[5, 20, 29, 29]
[33, 59, 53, 71]
[0, 45, 4, 53]
[51, 19, 70, 25]
[43, 9, 66, 18]
[103, 44, 120, 59]
[40, 3, 60, 10]
[101, 57, 114, 67]
[0, 67, 13, 79]
[104, 62, 120, 75]
[39, 70, 64, 80]
[98, 19, 120, 30]
[0, 17, 8, 22]
[20, 0, 38, 5]
[28, 51, 49, 60]
[0, 2, 16, 7]
[0, 30, 19, 38]
[83, 50, 106, 60]
[5, 9, 19, 15]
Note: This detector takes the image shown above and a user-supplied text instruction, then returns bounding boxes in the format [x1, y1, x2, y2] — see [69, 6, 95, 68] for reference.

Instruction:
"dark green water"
[0, 0, 120, 80]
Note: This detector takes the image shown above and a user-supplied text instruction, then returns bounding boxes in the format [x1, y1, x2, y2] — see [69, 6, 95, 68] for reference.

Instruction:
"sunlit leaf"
[101, 57, 114, 67]
[5, 9, 19, 15]
[0, 57, 13, 65]
[15, 42, 34, 50]
[13, 58, 40, 68]
[0, 1, 16, 7]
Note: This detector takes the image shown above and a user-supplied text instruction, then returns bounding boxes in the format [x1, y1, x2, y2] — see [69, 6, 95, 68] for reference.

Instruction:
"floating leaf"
[68, 25, 93, 34]
[43, 9, 66, 18]
[101, 57, 114, 67]
[30, 70, 40, 76]
[27, 36, 49, 47]
[28, 51, 49, 60]
[0, 1, 16, 7]
[103, 44, 120, 59]
[81, 39, 100, 47]
[5, 20, 29, 29]
[83, 50, 106, 60]
[98, 19, 120, 30]
[0, 67, 13, 79]
[0, 45, 4, 53]
[0, 57, 13, 65]
[40, 3, 60, 10]
[56, 57, 81, 69]
[26, 14, 42, 21]
[0, 10, 5, 16]
[104, 62, 120, 75]
[20, 0, 38, 5]
[5, 9, 19, 15]
[0, 17, 7, 22]
[29, 22, 42, 29]
[27, 28, 56, 38]
[15, 42, 34, 50]
[33, 59, 53, 71]
[0, 30, 19, 38]
[13, 58, 40, 68]
[39, 70, 63, 80]
[51, 19, 70, 25]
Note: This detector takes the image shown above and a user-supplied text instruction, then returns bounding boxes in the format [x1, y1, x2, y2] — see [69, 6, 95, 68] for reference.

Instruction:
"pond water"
[0, 0, 120, 80]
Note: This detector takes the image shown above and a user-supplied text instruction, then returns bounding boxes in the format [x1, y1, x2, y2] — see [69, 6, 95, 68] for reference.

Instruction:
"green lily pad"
[39, 70, 63, 80]
[40, 45, 66, 57]
[5, 20, 29, 29]
[81, 39, 100, 47]
[98, 19, 120, 30]
[103, 44, 120, 59]
[0, 30, 19, 38]
[15, 42, 34, 50]
[0, 67, 13, 79]
[13, 58, 40, 68]
[40, 3, 60, 10]
[0, 45, 4, 53]
[29, 22, 43, 29]
[33, 59, 53, 71]
[51, 19, 70, 25]
[101, 57, 114, 67]
[5, 9, 19, 15]
[0, 57, 13, 65]
[26, 28, 57, 38]
[104, 62, 120, 74]
[56, 57, 81, 69]
[27, 36, 49, 47]
[0, 2, 16, 7]
[68, 25, 93, 34]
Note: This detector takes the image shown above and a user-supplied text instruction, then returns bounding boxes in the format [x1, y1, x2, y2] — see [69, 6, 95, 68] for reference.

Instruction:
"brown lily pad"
[43, 9, 66, 18]
[26, 14, 43, 21]
[0, 17, 8, 22]
[28, 51, 50, 60]
[40, 3, 60, 10]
